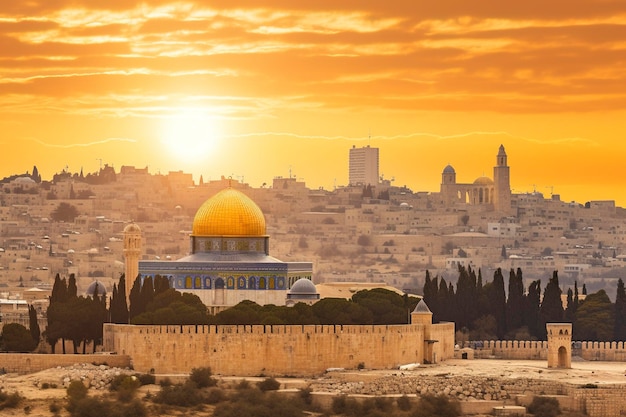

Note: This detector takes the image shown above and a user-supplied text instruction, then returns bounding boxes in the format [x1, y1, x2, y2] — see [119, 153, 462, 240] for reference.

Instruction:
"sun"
[160, 109, 221, 163]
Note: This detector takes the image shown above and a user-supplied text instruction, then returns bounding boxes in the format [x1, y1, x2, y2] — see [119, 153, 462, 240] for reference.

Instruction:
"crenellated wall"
[465, 340, 626, 362]
[103, 322, 455, 376]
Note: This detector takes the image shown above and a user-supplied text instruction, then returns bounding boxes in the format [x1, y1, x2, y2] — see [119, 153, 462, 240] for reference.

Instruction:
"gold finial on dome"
[192, 187, 266, 237]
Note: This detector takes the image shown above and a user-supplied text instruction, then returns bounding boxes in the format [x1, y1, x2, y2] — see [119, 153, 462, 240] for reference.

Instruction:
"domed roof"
[192, 188, 266, 237]
[124, 223, 141, 233]
[442, 164, 455, 174]
[473, 176, 494, 185]
[289, 278, 318, 295]
[14, 176, 36, 184]
[85, 280, 107, 297]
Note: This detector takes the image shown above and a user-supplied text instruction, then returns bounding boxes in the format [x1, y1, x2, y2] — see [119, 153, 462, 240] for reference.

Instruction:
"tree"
[615, 278, 626, 341]
[110, 275, 129, 324]
[489, 268, 507, 339]
[128, 275, 142, 320]
[1, 323, 37, 352]
[525, 280, 542, 339]
[28, 305, 40, 348]
[539, 271, 564, 339]
[574, 289, 614, 341]
[506, 268, 525, 334]
[132, 289, 210, 325]
[50, 202, 80, 222]
[352, 288, 414, 325]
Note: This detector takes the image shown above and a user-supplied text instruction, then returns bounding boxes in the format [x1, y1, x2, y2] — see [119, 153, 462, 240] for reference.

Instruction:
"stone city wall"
[103, 322, 455, 377]
[0, 353, 131, 375]
[465, 340, 626, 362]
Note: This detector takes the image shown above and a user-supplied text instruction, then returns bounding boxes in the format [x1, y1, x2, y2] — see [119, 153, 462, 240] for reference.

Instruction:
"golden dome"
[192, 188, 266, 236]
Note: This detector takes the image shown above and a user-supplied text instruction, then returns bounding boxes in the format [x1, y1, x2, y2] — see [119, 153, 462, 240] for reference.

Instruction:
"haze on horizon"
[1, 1, 626, 206]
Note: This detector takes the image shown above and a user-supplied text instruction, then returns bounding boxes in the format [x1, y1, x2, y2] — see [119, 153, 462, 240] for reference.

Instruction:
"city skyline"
[2, 2, 626, 205]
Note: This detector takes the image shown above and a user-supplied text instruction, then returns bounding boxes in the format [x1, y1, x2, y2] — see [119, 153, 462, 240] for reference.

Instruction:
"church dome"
[473, 176, 494, 185]
[192, 188, 266, 237]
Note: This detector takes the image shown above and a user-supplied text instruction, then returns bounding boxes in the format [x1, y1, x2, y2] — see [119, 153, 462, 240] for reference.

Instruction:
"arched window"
[259, 277, 266, 289]
[185, 276, 192, 289]
[215, 278, 225, 289]
[248, 277, 257, 289]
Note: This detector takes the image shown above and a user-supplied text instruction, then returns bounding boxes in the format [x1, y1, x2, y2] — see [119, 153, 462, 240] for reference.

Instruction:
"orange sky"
[1, 1, 626, 206]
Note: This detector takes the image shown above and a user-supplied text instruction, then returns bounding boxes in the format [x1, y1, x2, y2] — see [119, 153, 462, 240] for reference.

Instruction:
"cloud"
[27, 137, 137, 148]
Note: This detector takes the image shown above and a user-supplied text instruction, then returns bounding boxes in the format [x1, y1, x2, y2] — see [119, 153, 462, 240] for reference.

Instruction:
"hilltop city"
[1, 144, 625, 323]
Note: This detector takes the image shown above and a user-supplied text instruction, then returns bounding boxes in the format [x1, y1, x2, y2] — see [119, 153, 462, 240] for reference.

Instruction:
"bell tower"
[493, 144, 511, 213]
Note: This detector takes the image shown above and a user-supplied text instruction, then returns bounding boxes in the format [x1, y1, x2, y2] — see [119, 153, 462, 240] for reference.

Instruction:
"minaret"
[493, 144, 511, 213]
[123, 223, 142, 303]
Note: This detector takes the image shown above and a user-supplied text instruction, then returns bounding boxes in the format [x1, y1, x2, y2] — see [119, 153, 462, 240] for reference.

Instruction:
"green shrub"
[235, 379, 250, 390]
[257, 377, 280, 392]
[0, 390, 22, 410]
[205, 387, 226, 404]
[68, 397, 146, 417]
[155, 380, 203, 407]
[412, 394, 461, 417]
[49, 401, 61, 413]
[111, 376, 141, 403]
[527, 396, 561, 417]
[299, 387, 313, 405]
[137, 373, 156, 385]
[397, 395, 412, 411]
[332, 395, 347, 415]
[190, 367, 217, 388]
[66, 381, 88, 401]
[374, 396, 392, 412]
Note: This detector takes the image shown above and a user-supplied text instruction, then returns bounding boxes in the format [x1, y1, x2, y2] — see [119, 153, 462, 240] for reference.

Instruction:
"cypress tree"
[539, 271, 564, 339]
[525, 280, 542, 339]
[129, 274, 142, 320]
[490, 268, 507, 339]
[615, 278, 626, 341]
[506, 268, 525, 334]
[564, 288, 575, 322]
[28, 305, 40, 348]
[67, 274, 78, 298]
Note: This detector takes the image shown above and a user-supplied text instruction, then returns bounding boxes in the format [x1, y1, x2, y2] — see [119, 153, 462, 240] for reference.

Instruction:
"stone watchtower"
[123, 223, 142, 303]
[411, 300, 438, 364]
[546, 323, 572, 368]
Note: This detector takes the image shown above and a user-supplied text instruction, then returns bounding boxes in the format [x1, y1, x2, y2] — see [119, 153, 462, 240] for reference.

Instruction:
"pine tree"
[614, 278, 626, 341]
[582, 283, 587, 295]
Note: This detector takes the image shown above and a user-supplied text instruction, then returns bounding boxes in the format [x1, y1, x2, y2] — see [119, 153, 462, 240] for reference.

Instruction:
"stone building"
[132, 186, 313, 313]
[439, 144, 512, 213]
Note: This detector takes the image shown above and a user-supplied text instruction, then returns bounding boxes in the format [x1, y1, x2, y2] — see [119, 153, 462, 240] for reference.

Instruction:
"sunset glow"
[1, 2, 626, 204]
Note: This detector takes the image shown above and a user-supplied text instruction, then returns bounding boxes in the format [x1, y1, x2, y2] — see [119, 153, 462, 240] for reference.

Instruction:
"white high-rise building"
[349, 145, 379, 186]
